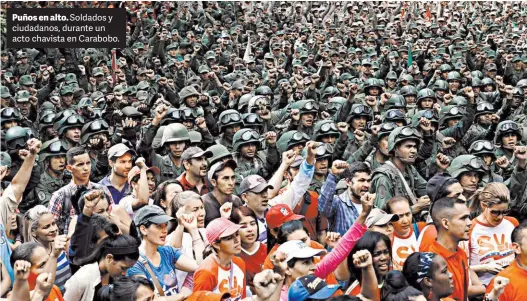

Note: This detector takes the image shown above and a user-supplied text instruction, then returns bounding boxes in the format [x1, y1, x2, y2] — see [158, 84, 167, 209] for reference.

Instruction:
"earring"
[427, 291, 433, 300]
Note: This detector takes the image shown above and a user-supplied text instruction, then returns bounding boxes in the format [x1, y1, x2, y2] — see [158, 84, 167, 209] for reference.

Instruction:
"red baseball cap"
[206, 217, 241, 245]
[266, 204, 304, 230]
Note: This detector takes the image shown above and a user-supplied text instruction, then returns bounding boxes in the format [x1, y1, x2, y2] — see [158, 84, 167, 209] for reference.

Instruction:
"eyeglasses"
[500, 122, 519, 131]
[46, 140, 69, 154]
[385, 110, 405, 120]
[320, 122, 338, 133]
[489, 208, 511, 217]
[292, 131, 311, 142]
[221, 112, 242, 124]
[352, 105, 372, 115]
[241, 130, 260, 141]
[470, 140, 494, 152]
[244, 114, 263, 124]
[1, 108, 21, 119]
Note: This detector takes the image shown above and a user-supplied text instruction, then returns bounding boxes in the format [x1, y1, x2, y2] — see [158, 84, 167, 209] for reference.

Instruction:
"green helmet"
[81, 119, 109, 144]
[439, 105, 463, 128]
[434, 80, 449, 91]
[152, 126, 166, 150]
[161, 123, 190, 146]
[206, 144, 233, 165]
[5, 126, 34, 150]
[77, 97, 94, 109]
[291, 99, 319, 115]
[399, 74, 414, 85]
[238, 94, 253, 111]
[218, 109, 244, 131]
[400, 85, 417, 97]
[188, 130, 203, 144]
[313, 120, 340, 141]
[384, 109, 407, 124]
[416, 88, 436, 103]
[39, 112, 56, 131]
[385, 94, 407, 111]
[179, 86, 200, 100]
[301, 143, 333, 161]
[468, 140, 495, 158]
[1, 107, 21, 124]
[322, 86, 339, 99]
[447, 154, 487, 178]
[439, 64, 452, 73]
[451, 96, 467, 107]
[363, 78, 382, 93]
[474, 102, 494, 118]
[255, 85, 273, 96]
[446, 71, 462, 82]
[470, 78, 483, 88]
[513, 87, 524, 100]
[495, 120, 522, 142]
[348, 104, 373, 121]
[377, 122, 398, 139]
[386, 71, 398, 80]
[38, 138, 69, 162]
[232, 128, 261, 152]
[19, 75, 34, 86]
[277, 130, 310, 153]
[54, 114, 85, 135]
[481, 77, 495, 88]
[387, 126, 422, 153]
[470, 70, 484, 79]
[242, 113, 264, 129]
[517, 79, 527, 90]
[327, 97, 347, 115]
[0, 152, 12, 168]
[411, 110, 439, 128]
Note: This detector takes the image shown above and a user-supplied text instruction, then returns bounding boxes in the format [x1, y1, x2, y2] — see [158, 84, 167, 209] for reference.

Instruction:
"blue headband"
[416, 252, 436, 283]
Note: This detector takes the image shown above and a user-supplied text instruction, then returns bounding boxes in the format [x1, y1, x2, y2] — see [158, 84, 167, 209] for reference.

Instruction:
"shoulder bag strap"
[139, 256, 165, 296]
[299, 192, 312, 216]
[385, 161, 418, 204]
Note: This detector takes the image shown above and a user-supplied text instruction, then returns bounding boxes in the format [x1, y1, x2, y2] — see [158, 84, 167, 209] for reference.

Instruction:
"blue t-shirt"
[127, 246, 182, 296]
[0, 224, 13, 284]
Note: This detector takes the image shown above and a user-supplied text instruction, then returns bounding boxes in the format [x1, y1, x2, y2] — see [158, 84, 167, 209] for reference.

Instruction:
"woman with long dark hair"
[97, 276, 154, 301]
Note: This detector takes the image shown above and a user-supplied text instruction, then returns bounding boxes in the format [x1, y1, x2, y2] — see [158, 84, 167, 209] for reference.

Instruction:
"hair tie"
[416, 252, 435, 283]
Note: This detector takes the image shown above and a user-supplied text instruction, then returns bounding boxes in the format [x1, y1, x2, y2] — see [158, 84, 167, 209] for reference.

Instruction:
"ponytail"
[75, 233, 139, 266]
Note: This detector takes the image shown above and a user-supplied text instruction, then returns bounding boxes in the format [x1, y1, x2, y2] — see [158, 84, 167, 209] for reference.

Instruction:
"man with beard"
[176, 147, 213, 196]
[216, 109, 244, 152]
[141, 105, 190, 182]
[447, 155, 488, 200]
[370, 126, 430, 218]
[319, 161, 372, 235]
[232, 128, 279, 179]
[55, 113, 84, 149]
[288, 99, 318, 138]
[99, 143, 135, 205]
[202, 159, 243, 226]
[33, 139, 68, 207]
[462, 102, 500, 149]
[426, 197, 486, 300]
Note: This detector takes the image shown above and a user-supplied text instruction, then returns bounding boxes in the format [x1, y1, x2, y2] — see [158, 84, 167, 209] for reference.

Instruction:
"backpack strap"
[299, 192, 312, 216]
[413, 223, 420, 240]
[385, 161, 418, 204]
[139, 256, 165, 296]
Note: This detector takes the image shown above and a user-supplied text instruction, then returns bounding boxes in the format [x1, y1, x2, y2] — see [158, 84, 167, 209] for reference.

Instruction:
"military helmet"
[439, 64, 452, 73]
[446, 71, 462, 82]
[384, 94, 407, 111]
[218, 109, 244, 131]
[327, 97, 347, 115]
[468, 140, 495, 158]
[161, 123, 190, 146]
[52, 109, 76, 125]
[470, 77, 483, 88]
[301, 143, 333, 161]
[160, 108, 186, 126]
[513, 87, 524, 99]
[38, 138, 69, 162]
[291, 99, 319, 115]
[152, 126, 166, 150]
[495, 120, 522, 142]
[238, 94, 253, 111]
[439, 105, 463, 128]
[470, 70, 484, 79]
[5, 126, 34, 150]
[447, 154, 487, 178]
[54, 114, 85, 135]
[386, 71, 398, 80]
[474, 102, 494, 118]
[387, 126, 422, 153]
[517, 79, 527, 90]
[1, 107, 22, 124]
[378, 122, 399, 139]
[77, 97, 94, 109]
[400, 85, 417, 97]
[255, 85, 273, 96]
[384, 109, 407, 124]
[207, 144, 233, 165]
[248, 95, 270, 113]
[179, 86, 200, 100]
[416, 88, 436, 103]
[451, 96, 468, 107]
[81, 119, 110, 144]
[362, 78, 382, 93]
[242, 113, 264, 129]
[313, 120, 340, 141]
[399, 74, 414, 86]
[0, 152, 12, 169]
[277, 130, 310, 153]
[188, 130, 203, 145]
[233, 128, 261, 152]
[481, 77, 495, 88]
[434, 80, 449, 91]
[348, 104, 373, 121]
[322, 86, 339, 99]
[39, 112, 56, 131]
[411, 110, 439, 128]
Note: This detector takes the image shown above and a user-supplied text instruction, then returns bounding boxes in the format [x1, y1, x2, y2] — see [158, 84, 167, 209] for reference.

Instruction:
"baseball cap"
[128, 165, 160, 184]
[181, 147, 213, 161]
[365, 208, 399, 227]
[240, 175, 273, 194]
[288, 275, 341, 301]
[206, 217, 241, 245]
[108, 143, 137, 159]
[187, 291, 231, 301]
[134, 205, 174, 226]
[266, 204, 304, 229]
[277, 240, 326, 263]
[208, 159, 237, 182]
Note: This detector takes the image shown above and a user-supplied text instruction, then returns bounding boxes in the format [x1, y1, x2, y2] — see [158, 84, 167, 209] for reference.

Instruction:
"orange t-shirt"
[418, 224, 438, 252]
[193, 255, 247, 300]
[346, 280, 381, 300]
[263, 241, 338, 285]
[428, 241, 469, 301]
[239, 242, 267, 293]
[486, 260, 527, 301]
[392, 222, 426, 270]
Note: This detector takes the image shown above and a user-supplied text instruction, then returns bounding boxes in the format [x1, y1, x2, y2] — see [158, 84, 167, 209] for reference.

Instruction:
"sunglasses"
[489, 208, 511, 217]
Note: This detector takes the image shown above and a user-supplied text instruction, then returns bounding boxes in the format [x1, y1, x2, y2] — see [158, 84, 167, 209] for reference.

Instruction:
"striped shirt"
[55, 251, 71, 293]
[48, 181, 114, 236]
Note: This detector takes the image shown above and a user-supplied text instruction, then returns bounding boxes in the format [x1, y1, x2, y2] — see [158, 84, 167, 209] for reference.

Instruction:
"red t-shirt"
[238, 242, 267, 293]
[486, 260, 527, 301]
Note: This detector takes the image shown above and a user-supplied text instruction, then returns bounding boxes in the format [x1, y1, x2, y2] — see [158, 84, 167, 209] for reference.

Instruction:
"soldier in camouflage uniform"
[33, 139, 68, 207]
[232, 128, 279, 179]
[215, 109, 244, 152]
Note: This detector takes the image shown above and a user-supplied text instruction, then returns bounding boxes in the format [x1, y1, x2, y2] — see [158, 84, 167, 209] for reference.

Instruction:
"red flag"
[111, 49, 117, 84]
[426, 7, 431, 21]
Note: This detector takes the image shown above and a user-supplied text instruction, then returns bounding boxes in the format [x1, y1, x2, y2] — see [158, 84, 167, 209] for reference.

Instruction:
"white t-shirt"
[166, 228, 207, 289]
[119, 195, 154, 219]
[392, 225, 420, 271]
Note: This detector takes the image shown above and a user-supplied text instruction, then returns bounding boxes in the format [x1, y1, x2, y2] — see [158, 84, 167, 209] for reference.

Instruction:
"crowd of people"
[1, 1, 527, 301]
